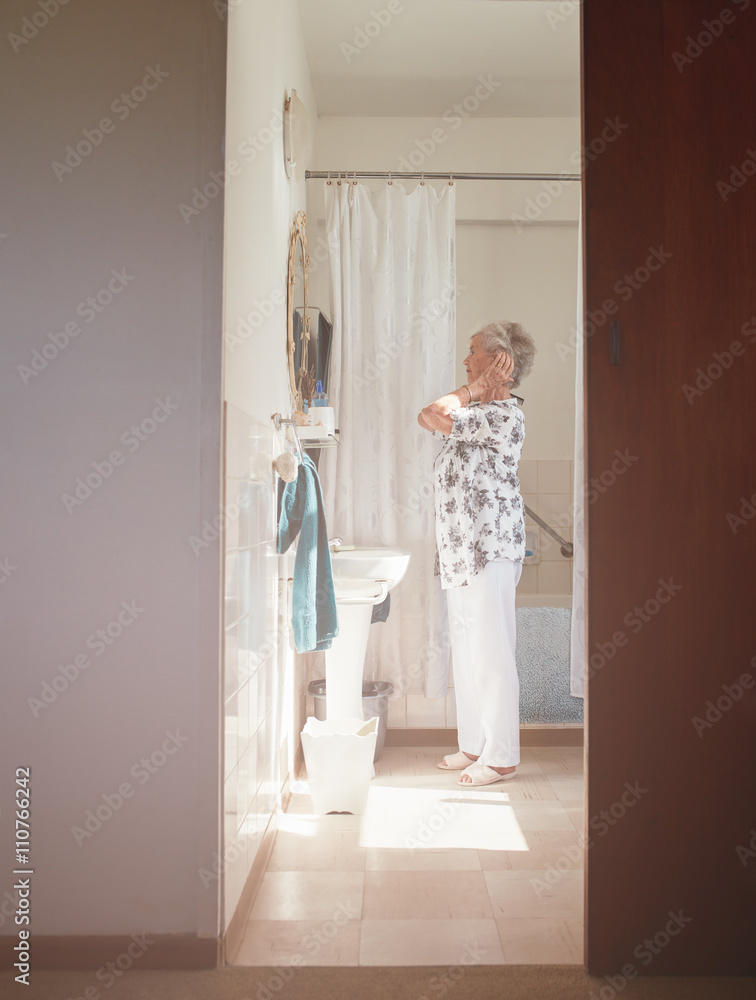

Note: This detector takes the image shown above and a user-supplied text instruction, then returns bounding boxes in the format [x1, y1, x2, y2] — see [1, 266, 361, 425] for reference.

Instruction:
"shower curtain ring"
[388, 170, 392, 186]
[352, 170, 357, 185]
[326, 170, 331, 186]
[449, 171, 453, 186]
[420, 171, 425, 186]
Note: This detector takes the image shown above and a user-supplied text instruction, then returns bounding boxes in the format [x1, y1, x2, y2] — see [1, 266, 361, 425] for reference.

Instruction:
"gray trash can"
[308, 679, 393, 762]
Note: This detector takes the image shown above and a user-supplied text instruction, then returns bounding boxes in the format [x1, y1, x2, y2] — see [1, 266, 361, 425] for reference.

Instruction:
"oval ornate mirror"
[287, 211, 310, 410]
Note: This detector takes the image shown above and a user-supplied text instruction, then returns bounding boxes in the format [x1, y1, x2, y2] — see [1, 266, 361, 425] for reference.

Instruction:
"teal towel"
[277, 455, 338, 652]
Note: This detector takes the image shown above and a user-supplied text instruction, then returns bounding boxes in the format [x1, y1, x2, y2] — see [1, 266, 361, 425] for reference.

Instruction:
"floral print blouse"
[433, 398, 526, 589]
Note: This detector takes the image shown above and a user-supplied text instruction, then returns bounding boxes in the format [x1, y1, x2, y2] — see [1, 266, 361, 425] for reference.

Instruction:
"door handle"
[610, 321, 621, 366]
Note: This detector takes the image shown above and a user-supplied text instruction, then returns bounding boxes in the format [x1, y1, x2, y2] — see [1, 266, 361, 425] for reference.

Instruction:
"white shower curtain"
[320, 180, 456, 698]
[570, 204, 586, 698]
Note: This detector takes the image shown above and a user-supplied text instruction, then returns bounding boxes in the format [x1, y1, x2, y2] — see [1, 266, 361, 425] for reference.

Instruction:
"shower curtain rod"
[305, 170, 581, 182]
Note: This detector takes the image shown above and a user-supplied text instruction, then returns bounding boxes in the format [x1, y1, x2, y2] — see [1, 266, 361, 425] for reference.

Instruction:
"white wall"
[456, 223, 578, 460]
[221, 0, 318, 929]
[224, 0, 317, 419]
[1, 0, 225, 938]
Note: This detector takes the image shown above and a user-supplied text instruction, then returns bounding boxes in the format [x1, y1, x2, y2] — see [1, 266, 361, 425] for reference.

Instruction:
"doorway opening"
[223, 0, 584, 969]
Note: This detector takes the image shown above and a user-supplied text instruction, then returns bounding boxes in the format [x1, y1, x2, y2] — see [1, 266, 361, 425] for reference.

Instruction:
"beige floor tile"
[496, 917, 583, 964]
[496, 772, 560, 801]
[543, 773, 586, 801]
[359, 918, 506, 966]
[376, 746, 457, 778]
[235, 918, 361, 966]
[531, 749, 585, 775]
[247, 871, 364, 921]
[283, 790, 366, 831]
[266, 829, 366, 872]
[505, 800, 578, 832]
[484, 869, 583, 921]
[366, 847, 481, 871]
[374, 747, 422, 777]
[561, 799, 585, 833]
[478, 830, 585, 871]
[363, 870, 493, 920]
[235, 744, 587, 970]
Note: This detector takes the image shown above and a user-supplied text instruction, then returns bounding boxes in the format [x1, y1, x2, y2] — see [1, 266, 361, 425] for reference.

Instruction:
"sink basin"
[331, 546, 410, 592]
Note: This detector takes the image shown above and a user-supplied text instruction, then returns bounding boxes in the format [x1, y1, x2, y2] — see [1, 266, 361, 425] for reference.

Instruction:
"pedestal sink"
[324, 546, 410, 720]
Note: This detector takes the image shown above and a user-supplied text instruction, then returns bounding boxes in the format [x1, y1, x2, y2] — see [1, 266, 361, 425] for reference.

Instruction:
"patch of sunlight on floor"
[287, 779, 531, 853]
[275, 812, 321, 837]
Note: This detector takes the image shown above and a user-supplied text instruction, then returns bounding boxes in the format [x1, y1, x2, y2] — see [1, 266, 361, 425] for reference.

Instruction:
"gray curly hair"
[472, 320, 537, 389]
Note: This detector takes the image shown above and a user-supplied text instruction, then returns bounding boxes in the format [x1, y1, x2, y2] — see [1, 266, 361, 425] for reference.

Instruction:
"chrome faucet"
[328, 537, 343, 552]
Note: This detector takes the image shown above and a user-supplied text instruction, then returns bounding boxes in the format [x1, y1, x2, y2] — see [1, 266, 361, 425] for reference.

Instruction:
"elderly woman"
[418, 320, 536, 786]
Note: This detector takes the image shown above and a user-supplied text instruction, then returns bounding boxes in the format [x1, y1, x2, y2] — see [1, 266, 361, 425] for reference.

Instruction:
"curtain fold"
[570, 202, 586, 698]
[320, 181, 456, 698]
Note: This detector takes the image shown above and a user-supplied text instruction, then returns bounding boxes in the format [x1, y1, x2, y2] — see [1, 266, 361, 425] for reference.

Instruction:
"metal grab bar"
[524, 504, 573, 559]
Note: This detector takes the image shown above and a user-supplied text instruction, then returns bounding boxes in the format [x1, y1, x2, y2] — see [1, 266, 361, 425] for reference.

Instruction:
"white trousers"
[446, 558, 522, 767]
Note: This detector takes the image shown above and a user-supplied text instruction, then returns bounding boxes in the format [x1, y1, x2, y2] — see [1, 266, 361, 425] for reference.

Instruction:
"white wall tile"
[538, 560, 573, 595]
[223, 408, 295, 922]
[224, 769, 238, 851]
[537, 492, 573, 529]
[224, 622, 240, 700]
[224, 711, 237, 781]
[537, 460, 571, 494]
[225, 477, 240, 553]
[517, 563, 539, 595]
[238, 482, 252, 549]
[225, 404, 242, 480]
[518, 459, 538, 494]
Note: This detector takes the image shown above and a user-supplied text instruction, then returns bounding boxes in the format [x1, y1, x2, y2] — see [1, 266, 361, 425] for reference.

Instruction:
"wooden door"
[583, 0, 756, 975]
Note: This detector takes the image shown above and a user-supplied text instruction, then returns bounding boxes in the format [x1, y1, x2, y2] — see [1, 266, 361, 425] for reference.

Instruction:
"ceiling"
[297, 0, 580, 118]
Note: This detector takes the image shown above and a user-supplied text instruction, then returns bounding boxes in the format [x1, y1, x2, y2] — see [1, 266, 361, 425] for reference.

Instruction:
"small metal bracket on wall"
[271, 412, 304, 462]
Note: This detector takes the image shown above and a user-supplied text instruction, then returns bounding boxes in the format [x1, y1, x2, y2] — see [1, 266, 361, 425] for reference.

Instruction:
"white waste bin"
[308, 679, 393, 762]
[300, 716, 379, 815]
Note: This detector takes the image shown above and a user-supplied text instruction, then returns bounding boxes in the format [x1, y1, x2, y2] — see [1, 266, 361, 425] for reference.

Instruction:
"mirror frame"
[287, 210, 310, 410]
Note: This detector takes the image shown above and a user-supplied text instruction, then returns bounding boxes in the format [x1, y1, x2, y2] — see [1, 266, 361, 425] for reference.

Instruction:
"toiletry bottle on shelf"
[311, 380, 328, 406]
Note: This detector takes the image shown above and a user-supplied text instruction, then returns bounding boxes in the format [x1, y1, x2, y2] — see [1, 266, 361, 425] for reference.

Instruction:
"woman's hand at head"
[468, 351, 515, 397]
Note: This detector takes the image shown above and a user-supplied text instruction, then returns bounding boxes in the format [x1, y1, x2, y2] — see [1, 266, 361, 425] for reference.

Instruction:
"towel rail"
[334, 581, 389, 606]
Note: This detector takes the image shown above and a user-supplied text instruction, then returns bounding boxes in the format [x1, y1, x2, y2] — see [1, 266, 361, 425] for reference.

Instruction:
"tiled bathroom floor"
[233, 745, 585, 967]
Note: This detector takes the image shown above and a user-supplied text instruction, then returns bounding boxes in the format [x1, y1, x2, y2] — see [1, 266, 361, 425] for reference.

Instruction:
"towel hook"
[271, 412, 304, 464]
